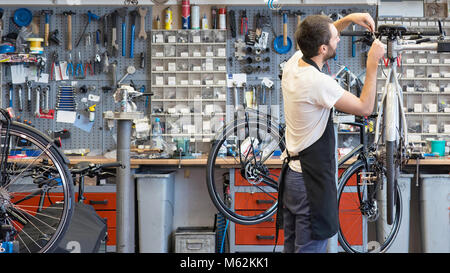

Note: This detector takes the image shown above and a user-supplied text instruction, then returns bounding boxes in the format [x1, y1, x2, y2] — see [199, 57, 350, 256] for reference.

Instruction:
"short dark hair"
[295, 15, 333, 58]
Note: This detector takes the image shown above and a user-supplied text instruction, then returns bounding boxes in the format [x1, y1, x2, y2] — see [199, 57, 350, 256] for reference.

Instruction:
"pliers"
[75, 51, 84, 79]
[84, 60, 94, 77]
[66, 52, 74, 78]
[50, 51, 62, 81]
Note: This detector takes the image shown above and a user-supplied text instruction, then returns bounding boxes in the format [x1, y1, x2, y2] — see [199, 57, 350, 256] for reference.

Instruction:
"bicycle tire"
[385, 140, 397, 225]
[206, 117, 283, 225]
[0, 121, 74, 253]
[337, 159, 402, 253]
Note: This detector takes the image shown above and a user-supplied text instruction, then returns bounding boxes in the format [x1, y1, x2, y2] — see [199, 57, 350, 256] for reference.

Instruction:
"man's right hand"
[367, 39, 385, 65]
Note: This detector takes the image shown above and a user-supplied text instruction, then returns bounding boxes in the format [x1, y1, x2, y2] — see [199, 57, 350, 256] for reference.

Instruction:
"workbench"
[67, 155, 450, 167]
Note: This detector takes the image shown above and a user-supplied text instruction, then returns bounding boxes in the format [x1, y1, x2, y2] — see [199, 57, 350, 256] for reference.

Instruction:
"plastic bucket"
[431, 140, 446, 156]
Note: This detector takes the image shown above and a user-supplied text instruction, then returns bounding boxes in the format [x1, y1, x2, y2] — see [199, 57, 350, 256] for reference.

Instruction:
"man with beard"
[280, 13, 385, 253]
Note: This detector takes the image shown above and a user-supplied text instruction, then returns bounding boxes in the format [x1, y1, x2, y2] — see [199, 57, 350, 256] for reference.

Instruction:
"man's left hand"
[348, 13, 375, 32]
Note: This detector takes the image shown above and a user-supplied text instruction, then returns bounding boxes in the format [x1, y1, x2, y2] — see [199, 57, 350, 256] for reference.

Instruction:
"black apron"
[275, 56, 338, 245]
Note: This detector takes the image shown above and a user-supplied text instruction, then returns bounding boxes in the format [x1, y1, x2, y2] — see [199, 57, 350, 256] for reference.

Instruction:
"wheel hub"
[0, 187, 11, 209]
[360, 200, 379, 222]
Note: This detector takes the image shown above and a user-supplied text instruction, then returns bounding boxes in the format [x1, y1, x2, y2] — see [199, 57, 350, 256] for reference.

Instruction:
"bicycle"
[206, 23, 450, 253]
[0, 108, 74, 253]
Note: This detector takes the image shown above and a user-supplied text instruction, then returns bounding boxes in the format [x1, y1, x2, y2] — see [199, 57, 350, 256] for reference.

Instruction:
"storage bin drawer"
[235, 226, 284, 245]
[82, 192, 116, 210]
[96, 210, 117, 228]
[235, 169, 281, 186]
[234, 192, 277, 210]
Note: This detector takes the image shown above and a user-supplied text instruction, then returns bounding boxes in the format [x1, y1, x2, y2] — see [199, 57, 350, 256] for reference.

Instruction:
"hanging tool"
[103, 13, 109, 48]
[102, 51, 109, 73]
[42, 85, 50, 114]
[117, 65, 136, 86]
[94, 29, 101, 74]
[75, 11, 100, 48]
[240, 10, 248, 35]
[117, 7, 128, 57]
[41, 10, 53, 47]
[26, 80, 32, 112]
[129, 10, 137, 58]
[62, 11, 76, 51]
[7, 82, 13, 108]
[84, 60, 94, 77]
[273, 11, 292, 54]
[293, 11, 305, 50]
[66, 52, 74, 78]
[50, 51, 63, 81]
[229, 10, 236, 38]
[17, 85, 23, 112]
[111, 10, 119, 57]
[138, 7, 147, 40]
[75, 51, 85, 79]
[35, 85, 41, 117]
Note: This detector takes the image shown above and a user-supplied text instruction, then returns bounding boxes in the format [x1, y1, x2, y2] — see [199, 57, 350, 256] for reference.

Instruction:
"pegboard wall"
[225, 5, 377, 124]
[0, 4, 375, 154]
[0, 6, 152, 153]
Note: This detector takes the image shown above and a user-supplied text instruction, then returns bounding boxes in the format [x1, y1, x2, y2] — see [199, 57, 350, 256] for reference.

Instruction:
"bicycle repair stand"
[104, 111, 143, 253]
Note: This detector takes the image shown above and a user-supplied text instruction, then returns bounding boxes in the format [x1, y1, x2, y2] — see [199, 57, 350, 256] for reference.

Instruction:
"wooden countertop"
[66, 155, 450, 167]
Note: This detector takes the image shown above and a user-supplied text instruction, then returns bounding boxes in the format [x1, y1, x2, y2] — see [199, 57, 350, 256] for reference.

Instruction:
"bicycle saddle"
[378, 24, 407, 36]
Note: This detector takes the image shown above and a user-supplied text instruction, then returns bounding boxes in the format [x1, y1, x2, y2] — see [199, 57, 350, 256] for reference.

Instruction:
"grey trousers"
[282, 167, 328, 253]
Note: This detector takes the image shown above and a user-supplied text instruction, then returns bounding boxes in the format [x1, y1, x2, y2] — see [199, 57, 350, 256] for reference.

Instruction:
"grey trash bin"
[377, 174, 413, 253]
[135, 172, 175, 253]
[420, 174, 450, 253]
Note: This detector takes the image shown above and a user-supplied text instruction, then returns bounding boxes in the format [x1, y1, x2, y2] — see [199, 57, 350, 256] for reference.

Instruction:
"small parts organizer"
[150, 29, 228, 154]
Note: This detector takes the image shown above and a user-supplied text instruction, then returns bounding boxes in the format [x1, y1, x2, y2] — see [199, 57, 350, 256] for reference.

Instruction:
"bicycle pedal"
[359, 172, 377, 185]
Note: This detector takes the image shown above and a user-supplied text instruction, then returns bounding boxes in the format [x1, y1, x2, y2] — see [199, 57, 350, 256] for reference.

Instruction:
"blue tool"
[66, 53, 74, 77]
[129, 10, 137, 58]
[75, 51, 84, 79]
[75, 10, 99, 48]
[117, 8, 128, 57]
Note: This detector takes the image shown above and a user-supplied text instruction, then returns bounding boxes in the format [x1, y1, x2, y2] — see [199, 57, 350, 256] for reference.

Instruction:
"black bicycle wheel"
[0, 121, 74, 253]
[206, 116, 284, 225]
[337, 160, 401, 253]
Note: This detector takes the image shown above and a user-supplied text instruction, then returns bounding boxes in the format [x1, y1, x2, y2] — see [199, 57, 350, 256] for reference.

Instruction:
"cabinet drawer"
[234, 210, 277, 228]
[106, 227, 116, 246]
[96, 210, 117, 228]
[235, 226, 284, 245]
[234, 192, 277, 210]
[235, 169, 281, 186]
[82, 192, 116, 210]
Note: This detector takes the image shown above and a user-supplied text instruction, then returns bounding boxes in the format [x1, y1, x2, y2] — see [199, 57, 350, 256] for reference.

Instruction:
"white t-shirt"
[281, 51, 345, 172]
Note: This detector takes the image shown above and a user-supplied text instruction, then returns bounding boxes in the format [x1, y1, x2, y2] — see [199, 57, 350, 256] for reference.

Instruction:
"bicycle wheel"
[337, 160, 401, 253]
[206, 115, 284, 225]
[0, 121, 74, 253]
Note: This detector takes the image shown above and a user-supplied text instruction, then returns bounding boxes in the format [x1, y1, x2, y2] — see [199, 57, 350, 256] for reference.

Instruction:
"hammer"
[63, 11, 76, 51]
[41, 10, 53, 47]
[293, 11, 305, 50]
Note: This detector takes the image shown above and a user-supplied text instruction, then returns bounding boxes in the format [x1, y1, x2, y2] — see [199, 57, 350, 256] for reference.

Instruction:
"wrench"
[17, 85, 23, 112]
[26, 80, 32, 112]
[35, 86, 41, 117]
[117, 65, 136, 85]
[42, 85, 50, 113]
[138, 7, 147, 40]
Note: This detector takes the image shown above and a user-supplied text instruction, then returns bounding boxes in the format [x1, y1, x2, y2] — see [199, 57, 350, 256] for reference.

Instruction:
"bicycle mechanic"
[279, 13, 385, 253]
